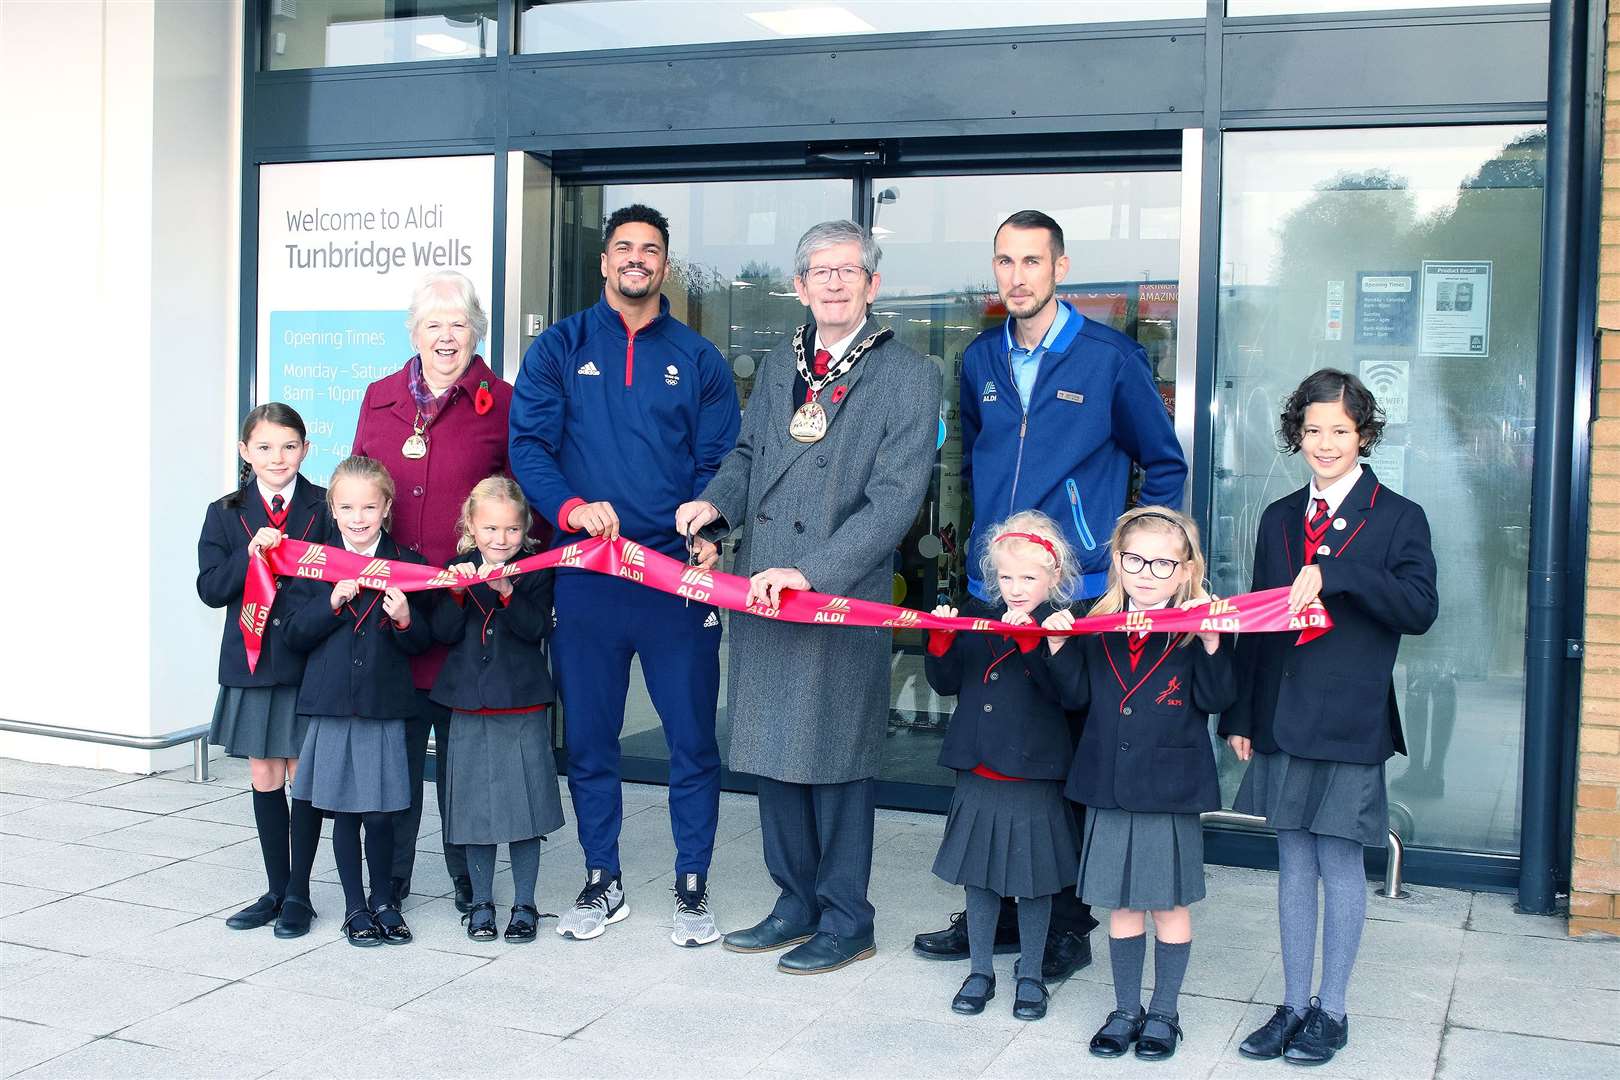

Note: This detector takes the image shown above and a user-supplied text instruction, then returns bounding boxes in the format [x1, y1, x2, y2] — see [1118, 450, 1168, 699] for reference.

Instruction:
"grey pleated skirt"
[443, 708, 566, 846]
[209, 685, 307, 760]
[932, 770, 1079, 899]
[289, 714, 410, 814]
[1233, 750, 1388, 847]
[1078, 806, 1206, 910]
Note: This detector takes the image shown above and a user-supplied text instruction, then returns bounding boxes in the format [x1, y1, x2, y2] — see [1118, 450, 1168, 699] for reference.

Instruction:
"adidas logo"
[703, 611, 719, 628]
[577, 361, 602, 376]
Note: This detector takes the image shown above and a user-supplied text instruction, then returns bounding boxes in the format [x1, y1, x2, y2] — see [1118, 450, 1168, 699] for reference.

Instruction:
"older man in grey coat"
[676, 220, 941, 975]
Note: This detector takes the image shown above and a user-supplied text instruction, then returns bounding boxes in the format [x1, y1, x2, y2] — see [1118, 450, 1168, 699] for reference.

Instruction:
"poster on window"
[256, 156, 495, 483]
[1354, 271, 1417, 346]
[1418, 261, 1491, 358]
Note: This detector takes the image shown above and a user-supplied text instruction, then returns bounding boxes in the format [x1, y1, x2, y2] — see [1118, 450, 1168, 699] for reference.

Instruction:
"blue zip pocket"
[1066, 479, 1098, 552]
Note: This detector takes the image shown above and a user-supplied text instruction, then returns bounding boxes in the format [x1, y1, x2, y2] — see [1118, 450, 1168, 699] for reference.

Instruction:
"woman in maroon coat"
[352, 269, 516, 911]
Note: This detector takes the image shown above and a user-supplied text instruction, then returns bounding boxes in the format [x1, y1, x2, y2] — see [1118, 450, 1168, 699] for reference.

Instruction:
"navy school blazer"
[1217, 468, 1438, 765]
[196, 479, 331, 688]
[923, 599, 1086, 781]
[283, 532, 434, 719]
[1055, 627, 1236, 814]
[428, 551, 557, 712]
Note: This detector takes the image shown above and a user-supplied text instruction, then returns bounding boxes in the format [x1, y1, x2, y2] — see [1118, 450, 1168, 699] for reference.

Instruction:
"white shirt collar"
[816, 324, 865, 362]
[343, 535, 381, 558]
[1126, 597, 1172, 612]
[256, 476, 297, 509]
[1308, 464, 1364, 518]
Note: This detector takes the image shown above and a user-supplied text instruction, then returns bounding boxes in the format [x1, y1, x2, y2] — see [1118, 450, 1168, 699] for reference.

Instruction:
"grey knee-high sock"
[1016, 896, 1051, 999]
[465, 844, 497, 906]
[1148, 939, 1191, 1016]
[1276, 829, 1320, 1017]
[1109, 933, 1147, 1013]
[964, 886, 1000, 979]
[1315, 835, 1367, 1020]
[509, 838, 542, 908]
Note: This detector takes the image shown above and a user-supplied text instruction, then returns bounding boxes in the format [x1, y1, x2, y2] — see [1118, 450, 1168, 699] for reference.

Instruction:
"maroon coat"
[353, 354, 512, 687]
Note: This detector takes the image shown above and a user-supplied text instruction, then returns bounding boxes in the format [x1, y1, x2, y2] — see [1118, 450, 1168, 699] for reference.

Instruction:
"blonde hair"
[327, 455, 395, 511]
[1088, 506, 1209, 645]
[978, 509, 1079, 607]
[455, 476, 534, 556]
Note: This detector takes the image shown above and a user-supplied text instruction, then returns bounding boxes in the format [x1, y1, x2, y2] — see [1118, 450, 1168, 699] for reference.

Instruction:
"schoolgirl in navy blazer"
[197, 478, 331, 687]
[1217, 467, 1438, 765]
[429, 556, 557, 711]
[925, 599, 1083, 780]
[285, 532, 435, 718]
[1056, 630, 1236, 814]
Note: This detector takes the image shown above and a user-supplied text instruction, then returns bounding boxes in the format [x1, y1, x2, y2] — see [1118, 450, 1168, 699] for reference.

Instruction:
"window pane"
[264, 0, 498, 71]
[1228, 1, 1543, 15]
[1210, 125, 1545, 855]
[554, 178, 855, 771]
[520, 0, 1203, 55]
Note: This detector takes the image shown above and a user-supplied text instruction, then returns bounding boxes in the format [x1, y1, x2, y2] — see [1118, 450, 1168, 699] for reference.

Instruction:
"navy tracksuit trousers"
[550, 572, 722, 877]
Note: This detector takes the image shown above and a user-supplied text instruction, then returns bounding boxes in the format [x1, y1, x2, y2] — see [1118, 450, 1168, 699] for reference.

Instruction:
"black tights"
[332, 811, 395, 915]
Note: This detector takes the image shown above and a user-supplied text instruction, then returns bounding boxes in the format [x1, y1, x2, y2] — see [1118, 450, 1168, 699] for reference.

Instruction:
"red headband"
[993, 531, 1058, 564]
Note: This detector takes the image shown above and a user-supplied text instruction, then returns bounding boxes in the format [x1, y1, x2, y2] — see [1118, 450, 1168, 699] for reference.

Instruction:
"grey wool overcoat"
[699, 318, 942, 785]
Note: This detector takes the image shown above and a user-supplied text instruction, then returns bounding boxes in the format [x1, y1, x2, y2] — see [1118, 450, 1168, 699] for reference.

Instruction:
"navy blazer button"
[990, 672, 999, 681]
[983, 703, 993, 712]
[1122, 706, 1133, 716]
[816, 455, 828, 467]
[353, 658, 362, 667]
[271, 618, 280, 626]
[1120, 741, 1130, 750]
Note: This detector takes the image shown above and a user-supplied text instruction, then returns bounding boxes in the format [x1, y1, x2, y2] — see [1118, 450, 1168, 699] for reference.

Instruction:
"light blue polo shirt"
[1003, 301, 1076, 407]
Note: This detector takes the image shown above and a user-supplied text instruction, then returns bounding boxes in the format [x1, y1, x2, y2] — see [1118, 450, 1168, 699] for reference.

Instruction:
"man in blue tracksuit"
[509, 204, 740, 948]
[914, 209, 1188, 975]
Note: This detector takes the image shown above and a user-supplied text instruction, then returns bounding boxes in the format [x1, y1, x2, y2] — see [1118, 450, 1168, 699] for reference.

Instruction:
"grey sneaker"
[556, 868, 628, 940]
[672, 872, 719, 947]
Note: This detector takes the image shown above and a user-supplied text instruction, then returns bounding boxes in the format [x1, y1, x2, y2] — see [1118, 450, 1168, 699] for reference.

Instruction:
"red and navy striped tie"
[1128, 630, 1148, 671]
[1304, 497, 1330, 564]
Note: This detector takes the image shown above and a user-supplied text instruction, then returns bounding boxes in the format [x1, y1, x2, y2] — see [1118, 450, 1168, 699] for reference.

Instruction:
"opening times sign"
[256, 157, 495, 483]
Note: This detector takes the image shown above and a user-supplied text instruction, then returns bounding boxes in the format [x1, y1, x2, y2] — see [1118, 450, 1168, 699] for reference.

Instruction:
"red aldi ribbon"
[241, 536, 1330, 672]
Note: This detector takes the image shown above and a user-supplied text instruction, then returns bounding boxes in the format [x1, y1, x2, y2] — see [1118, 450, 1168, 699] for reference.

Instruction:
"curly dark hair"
[602, 203, 670, 251]
[1277, 368, 1385, 456]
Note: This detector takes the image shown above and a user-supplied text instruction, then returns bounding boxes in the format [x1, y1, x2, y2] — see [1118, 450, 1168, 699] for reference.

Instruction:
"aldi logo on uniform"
[982, 380, 998, 403]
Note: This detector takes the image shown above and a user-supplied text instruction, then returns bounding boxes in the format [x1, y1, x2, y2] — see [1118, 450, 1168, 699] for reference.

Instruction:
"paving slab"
[1434, 1028, 1620, 1080]
[0, 836, 171, 893]
[0, 895, 194, 957]
[0, 1017, 91, 1078]
[0, 955, 223, 1036]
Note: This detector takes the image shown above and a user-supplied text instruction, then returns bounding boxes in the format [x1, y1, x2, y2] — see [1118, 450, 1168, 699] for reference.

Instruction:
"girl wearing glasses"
[1045, 505, 1235, 1063]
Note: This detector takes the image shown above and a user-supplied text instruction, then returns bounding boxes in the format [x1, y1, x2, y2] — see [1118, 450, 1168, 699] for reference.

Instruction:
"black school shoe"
[1012, 977, 1049, 1021]
[463, 901, 498, 941]
[1089, 1007, 1146, 1057]
[272, 896, 316, 939]
[1239, 1004, 1306, 1059]
[226, 893, 281, 930]
[505, 904, 540, 943]
[951, 973, 995, 1015]
[342, 909, 384, 947]
[1135, 1011, 1182, 1060]
[1283, 999, 1349, 1066]
[452, 876, 475, 914]
[371, 904, 413, 944]
[913, 909, 1020, 959]
[1043, 928, 1093, 980]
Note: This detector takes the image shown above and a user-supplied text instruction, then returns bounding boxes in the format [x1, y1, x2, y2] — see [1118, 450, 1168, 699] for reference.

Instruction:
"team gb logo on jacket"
[665, 364, 680, 386]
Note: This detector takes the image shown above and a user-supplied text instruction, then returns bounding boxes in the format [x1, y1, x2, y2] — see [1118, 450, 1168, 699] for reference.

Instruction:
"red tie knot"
[813, 348, 832, 377]
[1313, 497, 1328, 519]
[272, 494, 285, 514]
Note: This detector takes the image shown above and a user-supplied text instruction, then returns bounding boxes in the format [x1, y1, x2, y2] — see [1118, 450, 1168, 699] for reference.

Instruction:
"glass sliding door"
[1209, 126, 1546, 854]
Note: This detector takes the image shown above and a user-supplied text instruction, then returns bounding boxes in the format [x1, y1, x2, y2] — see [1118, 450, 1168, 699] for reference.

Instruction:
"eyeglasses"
[1119, 551, 1182, 579]
[803, 264, 869, 285]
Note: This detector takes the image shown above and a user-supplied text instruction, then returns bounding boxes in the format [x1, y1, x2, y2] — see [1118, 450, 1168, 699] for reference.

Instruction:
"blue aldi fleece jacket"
[961, 302, 1186, 600]
[509, 294, 741, 560]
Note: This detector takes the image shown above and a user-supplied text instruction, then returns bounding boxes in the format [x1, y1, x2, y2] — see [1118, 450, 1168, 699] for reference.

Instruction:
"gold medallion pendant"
[789, 400, 829, 443]
[401, 433, 428, 459]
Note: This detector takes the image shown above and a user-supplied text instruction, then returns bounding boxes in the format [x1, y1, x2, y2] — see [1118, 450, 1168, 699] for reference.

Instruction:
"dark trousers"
[393, 690, 467, 887]
[758, 775, 877, 939]
[551, 573, 722, 877]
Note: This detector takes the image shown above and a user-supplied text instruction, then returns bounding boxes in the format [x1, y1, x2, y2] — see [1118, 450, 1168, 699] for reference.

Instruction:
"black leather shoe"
[342, 908, 384, 947]
[226, 893, 281, 930]
[722, 914, 816, 954]
[452, 875, 474, 914]
[272, 896, 316, 939]
[463, 901, 497, 941]
[504, 903, 540, 943]
[1012, 977, 1049, 1021]
[391, 876, 410, 904]
[951, 973, 995, 1015]
[912, 909, 1021, 960]
[777, 930, 876, 974]
[371, 904, 412, 944]
[1283, 1000, 1348, 1066]
[1042, 928, 1092, 980]
[1239, 1004, 1305, 1060]
[1089, 1007, 1146, 1057]
[1135, 1011, 1182, 1060]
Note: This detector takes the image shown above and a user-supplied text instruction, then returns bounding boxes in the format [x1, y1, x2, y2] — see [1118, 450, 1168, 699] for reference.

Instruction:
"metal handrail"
[0, 718, 211, 782]
[1202, 809, 1407, 898]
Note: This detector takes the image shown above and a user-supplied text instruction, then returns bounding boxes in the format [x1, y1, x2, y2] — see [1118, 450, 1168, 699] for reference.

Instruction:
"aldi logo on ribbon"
[815, 597, 852, 624]
[1123, 610, 1153, 634]
[618, 541, 646, 582]
[677, 566, 714, 603]
[239, 601, 268, 638]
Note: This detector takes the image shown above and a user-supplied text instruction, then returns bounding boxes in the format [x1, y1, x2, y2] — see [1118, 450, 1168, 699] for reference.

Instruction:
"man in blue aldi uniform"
[913, 209, 1188, 977]
[509, 204, 741, 948]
